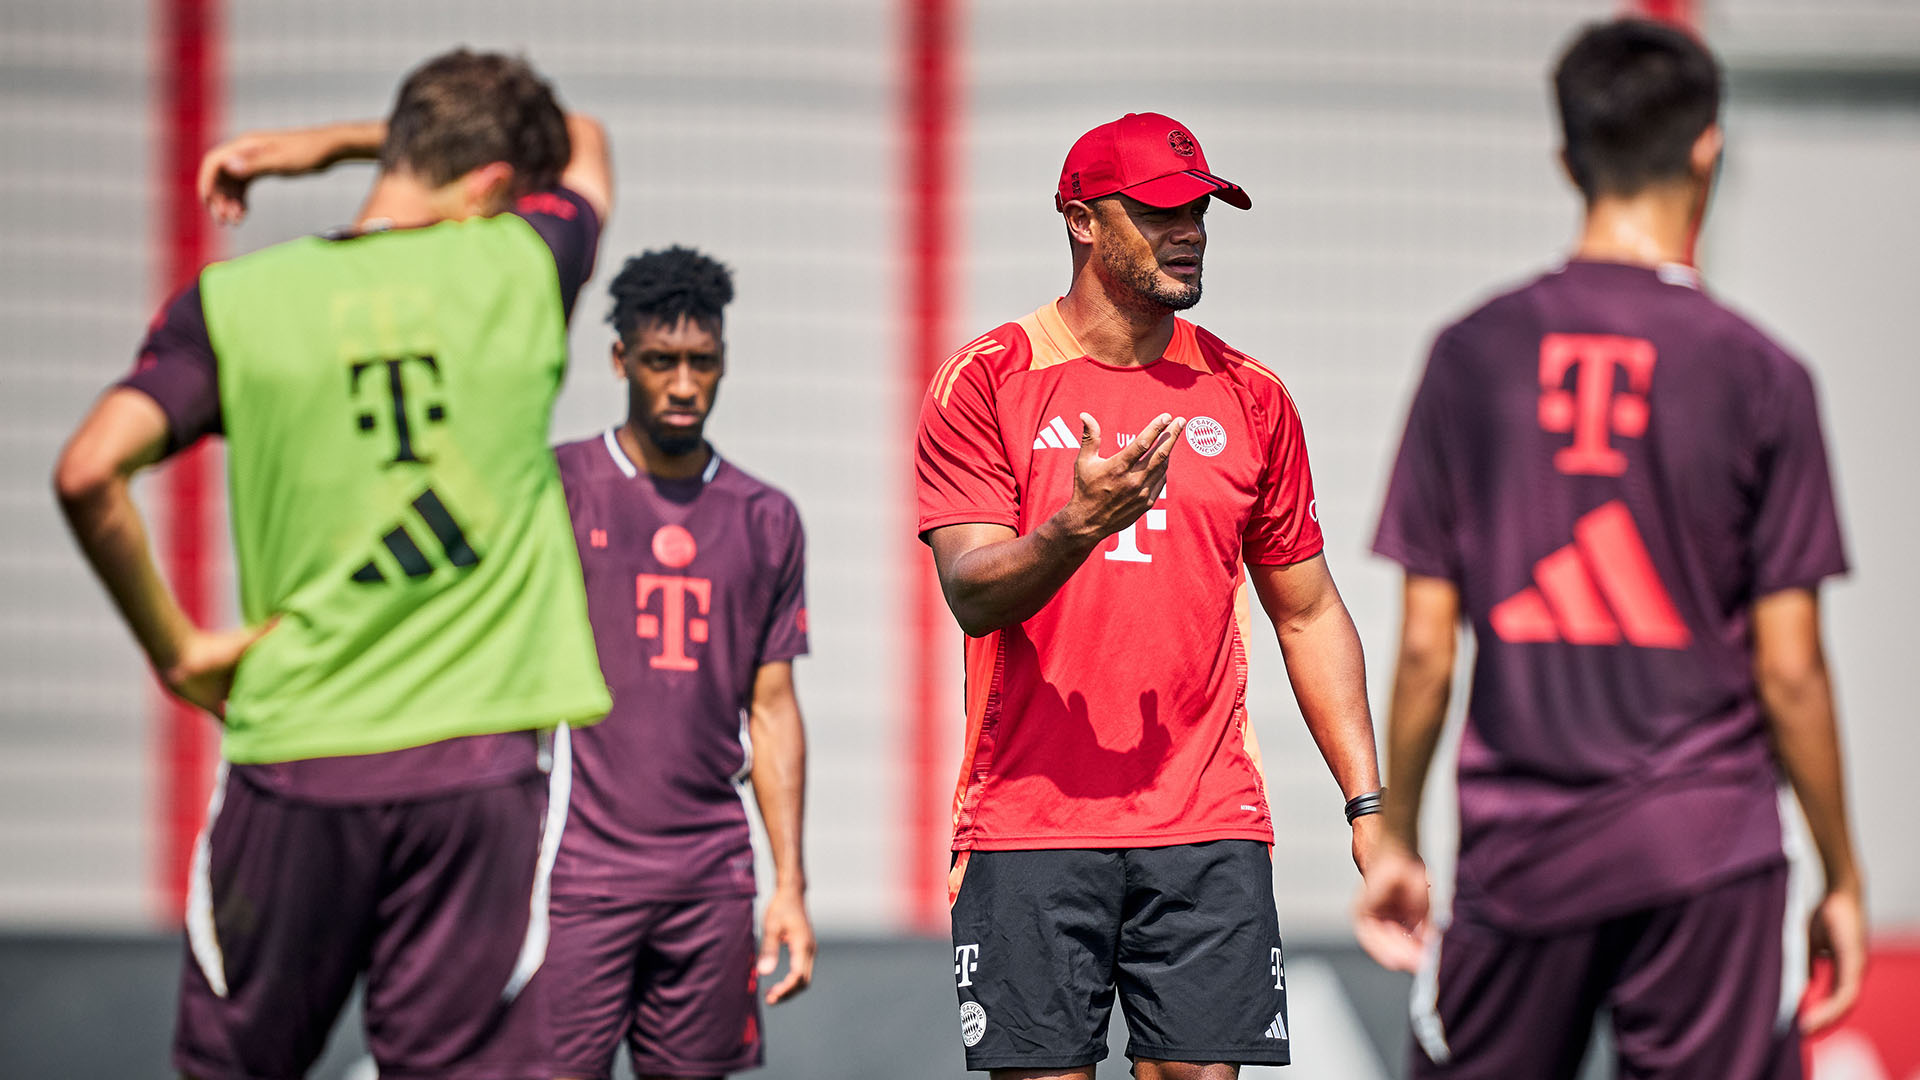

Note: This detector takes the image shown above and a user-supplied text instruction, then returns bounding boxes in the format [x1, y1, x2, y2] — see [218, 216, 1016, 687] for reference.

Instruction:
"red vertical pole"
[154, 0, 221, 925]
[1632, 0, 1703, 264]
[902, 0, 957, 933]
[1632, 0, 1697, 26]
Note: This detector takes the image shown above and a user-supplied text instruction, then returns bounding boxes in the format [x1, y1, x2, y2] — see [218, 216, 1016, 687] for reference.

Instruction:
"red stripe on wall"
[902, 0, 957, 933]
[155, 0, 221, 925]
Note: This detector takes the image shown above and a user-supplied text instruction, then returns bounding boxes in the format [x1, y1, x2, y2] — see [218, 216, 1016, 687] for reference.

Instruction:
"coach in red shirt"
[915, 113, 1389, 1079]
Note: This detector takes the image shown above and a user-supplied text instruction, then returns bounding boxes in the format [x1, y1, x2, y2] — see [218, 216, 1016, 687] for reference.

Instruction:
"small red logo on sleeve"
[589, 528, 608, 549]
[514, 191, 577, 220]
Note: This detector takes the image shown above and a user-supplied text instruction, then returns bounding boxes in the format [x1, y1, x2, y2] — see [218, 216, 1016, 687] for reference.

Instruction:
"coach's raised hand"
[1058, 412, 1184, 543]
[925, 411, 1187, 637]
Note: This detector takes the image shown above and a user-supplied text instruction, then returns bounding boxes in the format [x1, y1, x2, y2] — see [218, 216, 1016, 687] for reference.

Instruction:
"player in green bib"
[55, 50, 615, 1079]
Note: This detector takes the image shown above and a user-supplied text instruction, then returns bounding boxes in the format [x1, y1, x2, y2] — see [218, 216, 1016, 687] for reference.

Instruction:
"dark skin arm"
[1755, 587, 1866, 1034]
[747, 660, 815, 1005]
[52, 389, 272, 717]
[1353, 573, 1457, 972]
[1248, 554, 1387, 874]
[929, 412, 1183, 636]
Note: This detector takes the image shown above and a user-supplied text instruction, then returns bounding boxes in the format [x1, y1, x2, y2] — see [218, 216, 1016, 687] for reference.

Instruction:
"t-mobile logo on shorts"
[1270, 947, 1285, 990]
[954, 943, 981, 987]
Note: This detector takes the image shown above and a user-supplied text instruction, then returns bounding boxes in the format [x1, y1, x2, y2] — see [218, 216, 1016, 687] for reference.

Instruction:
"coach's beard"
[1106, 244, 1202, 312]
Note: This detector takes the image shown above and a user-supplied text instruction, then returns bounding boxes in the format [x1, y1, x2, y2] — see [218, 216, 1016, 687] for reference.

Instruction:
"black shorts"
[949, 840, 1289, 1072]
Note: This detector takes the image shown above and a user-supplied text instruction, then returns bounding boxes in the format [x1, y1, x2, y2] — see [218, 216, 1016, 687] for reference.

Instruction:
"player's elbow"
[52, 439, 120, 513]
[1756, 647, 1827, 717]
[950, 603, 1001, 639]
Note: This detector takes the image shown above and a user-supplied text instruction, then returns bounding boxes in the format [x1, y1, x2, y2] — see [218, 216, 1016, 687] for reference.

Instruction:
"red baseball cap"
[1054, 112, 1251, 213]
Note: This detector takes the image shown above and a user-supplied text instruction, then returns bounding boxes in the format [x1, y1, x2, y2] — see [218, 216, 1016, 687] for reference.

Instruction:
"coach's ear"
[1062, 199, 1099, 247]
[610, 338, 628, 381]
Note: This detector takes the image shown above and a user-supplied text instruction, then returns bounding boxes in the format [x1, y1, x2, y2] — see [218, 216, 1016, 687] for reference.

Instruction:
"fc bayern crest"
[1168, 129, 1196, 157]
[959, 1001, 988, 1047]
[1185, 415, 1227, 457]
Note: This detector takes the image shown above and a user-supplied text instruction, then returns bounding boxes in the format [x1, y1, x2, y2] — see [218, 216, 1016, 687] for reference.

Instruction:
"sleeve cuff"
[917, 508, 1020, 539]
[1244, 539, 1325, 568]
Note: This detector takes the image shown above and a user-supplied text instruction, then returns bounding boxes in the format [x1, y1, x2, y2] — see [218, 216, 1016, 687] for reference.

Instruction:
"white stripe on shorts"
[1777, 794, 1815, 1033]
[1409, 920, 1453, 1065]
[502, 723, 572, 1003]
[185, 762, 232, 998]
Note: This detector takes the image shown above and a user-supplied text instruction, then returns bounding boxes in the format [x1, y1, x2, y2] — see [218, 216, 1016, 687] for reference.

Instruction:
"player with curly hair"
[546, 246, 816, 1080]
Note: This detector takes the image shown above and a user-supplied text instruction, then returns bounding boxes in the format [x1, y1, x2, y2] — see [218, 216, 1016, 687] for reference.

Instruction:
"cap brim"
[1120, 170, 1251, 210]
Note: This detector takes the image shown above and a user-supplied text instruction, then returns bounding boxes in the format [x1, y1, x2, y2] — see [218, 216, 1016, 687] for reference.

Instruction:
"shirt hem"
[550, 880, 760, 903]
[956, 826, 1276, 851]
[1453, 848, 1787, 934]
[219, 693, 611, 764]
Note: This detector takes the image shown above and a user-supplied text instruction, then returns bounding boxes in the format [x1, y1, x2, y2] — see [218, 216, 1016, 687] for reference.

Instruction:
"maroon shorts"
[173, 760, 571, 1080]
[1410, 861, 1803, 1080]
[546, 892, 763, 1078]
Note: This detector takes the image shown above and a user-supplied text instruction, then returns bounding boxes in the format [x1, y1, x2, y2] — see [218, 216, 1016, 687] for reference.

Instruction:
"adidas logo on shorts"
[1265, 1010, 1289, 1040]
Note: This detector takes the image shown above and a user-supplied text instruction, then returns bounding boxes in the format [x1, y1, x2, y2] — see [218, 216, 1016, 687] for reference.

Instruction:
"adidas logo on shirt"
[1032, 415, 1078, 450]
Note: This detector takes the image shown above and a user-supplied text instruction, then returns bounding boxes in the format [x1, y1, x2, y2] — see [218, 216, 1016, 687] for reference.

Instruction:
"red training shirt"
[916, 300, 1323, 851]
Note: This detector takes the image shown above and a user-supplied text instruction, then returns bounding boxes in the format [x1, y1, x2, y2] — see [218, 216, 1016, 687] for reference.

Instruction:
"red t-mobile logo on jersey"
[636, 575, 712, 671]
[1538, 334, 1657, 476]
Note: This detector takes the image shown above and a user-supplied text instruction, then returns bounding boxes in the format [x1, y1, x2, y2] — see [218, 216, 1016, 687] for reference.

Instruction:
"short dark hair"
[381, 49, 570, 194]
[1554, 18, 1721, 201]
[606, 246, 736, 341]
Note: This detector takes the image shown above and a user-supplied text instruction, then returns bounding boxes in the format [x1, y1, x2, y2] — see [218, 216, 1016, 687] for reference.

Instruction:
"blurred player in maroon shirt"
[917, 113, 1387, 1079]
[547, 247, 814, 1080]
[1356, 18, 1868, 1080]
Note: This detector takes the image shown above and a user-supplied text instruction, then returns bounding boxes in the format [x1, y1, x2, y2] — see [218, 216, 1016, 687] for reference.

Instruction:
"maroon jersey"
[554, 431, 809, 899]
[1375, 259, 1847, 931]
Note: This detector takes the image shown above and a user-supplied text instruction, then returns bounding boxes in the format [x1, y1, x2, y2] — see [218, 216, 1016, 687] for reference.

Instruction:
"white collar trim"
[602, 427, 721, 483]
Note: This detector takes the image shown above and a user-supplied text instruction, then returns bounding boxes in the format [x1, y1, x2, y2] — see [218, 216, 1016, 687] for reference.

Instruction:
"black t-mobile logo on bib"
[343, 354, 478, 585]
[351, 354, 445, 465]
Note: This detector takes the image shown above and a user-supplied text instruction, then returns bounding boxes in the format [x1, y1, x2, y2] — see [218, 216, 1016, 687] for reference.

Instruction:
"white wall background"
[1, 0, 1914, 939]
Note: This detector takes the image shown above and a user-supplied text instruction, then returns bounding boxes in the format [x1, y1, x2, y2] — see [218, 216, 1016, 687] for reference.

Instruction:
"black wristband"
[1343, 788, 1385, 825]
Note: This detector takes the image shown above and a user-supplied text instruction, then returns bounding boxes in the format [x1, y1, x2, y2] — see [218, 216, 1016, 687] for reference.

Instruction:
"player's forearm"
[1755, 589, 1863, 894]
[1758, 633, 1862, 894]
[559, 113, 614, 223]
[940, 514, 1101, 636]
[310, 120, 386, 166]
[54, 391, 191, 671]
[1382, 641, 1452, 852]
[749, 691, 808, 893]
[55, 463, 193, 672]
[1276, 600, 1382, 800]
[1380, 574, 1460, 851]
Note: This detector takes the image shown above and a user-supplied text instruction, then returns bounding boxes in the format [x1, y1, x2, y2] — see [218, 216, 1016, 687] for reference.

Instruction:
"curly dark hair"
[381, 49, 570, 195]
[606, 246, 736, 342]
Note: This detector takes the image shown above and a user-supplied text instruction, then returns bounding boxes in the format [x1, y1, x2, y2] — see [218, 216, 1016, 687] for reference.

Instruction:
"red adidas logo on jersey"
[1489, 500, 1691, 649]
